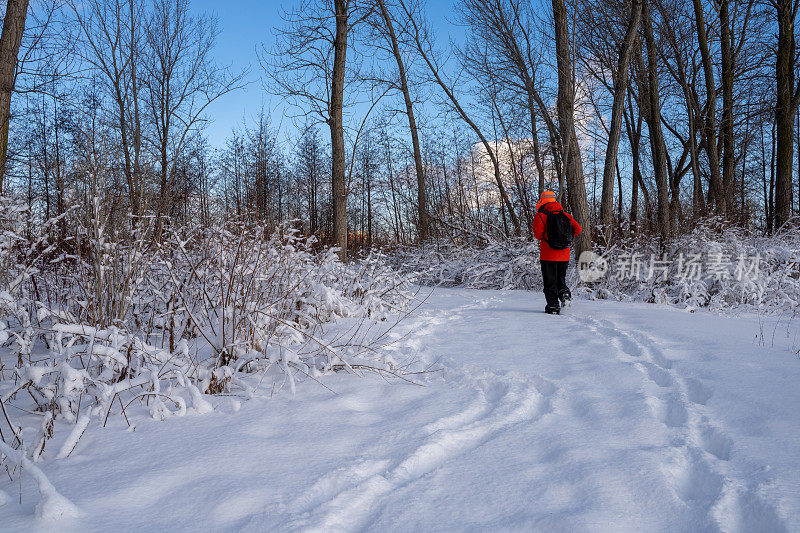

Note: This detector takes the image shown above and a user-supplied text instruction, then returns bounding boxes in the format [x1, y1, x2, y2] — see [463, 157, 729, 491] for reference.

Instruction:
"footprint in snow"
[685, 377, 714, 405]
[695, 419, 733, 461]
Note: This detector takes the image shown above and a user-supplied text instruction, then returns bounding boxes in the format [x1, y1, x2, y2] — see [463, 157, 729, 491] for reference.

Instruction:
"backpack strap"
[539, 209, 555, 244]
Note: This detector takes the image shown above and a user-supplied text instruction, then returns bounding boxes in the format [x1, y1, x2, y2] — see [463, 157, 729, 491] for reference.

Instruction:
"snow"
[1, 288, 799, 531]
[55, 416, 91, 460]
[0, 441, 81, 521]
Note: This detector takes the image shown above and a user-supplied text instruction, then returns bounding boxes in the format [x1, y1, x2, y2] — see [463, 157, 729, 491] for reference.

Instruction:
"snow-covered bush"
[1, 220, 415, 417]
[578, 219, 800, 314]
[1, 204, 416, 514]
[151, 221, 417, 376]
[390, 239, 542, 290]
[391, 219, 800, 315]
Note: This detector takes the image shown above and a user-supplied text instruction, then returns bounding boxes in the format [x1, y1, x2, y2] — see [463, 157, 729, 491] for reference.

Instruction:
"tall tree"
[553, 0, 591, 259]
[692, 0, 725, 214]
[331, 0, 350, 259]
[72, 0, 146, 221]
[0, 0, 30, 192]
[145, 0, 240, 241]
[458, 0, 560, 198]
[401, 0, 521, 236]
[267, 0, 364, 259]
[641, 0, 670, 241]
[720, 0, 735, 215]
[375, 0, 429, 241]
[774, 0, 800, 229]
[600, 0, 642, 239]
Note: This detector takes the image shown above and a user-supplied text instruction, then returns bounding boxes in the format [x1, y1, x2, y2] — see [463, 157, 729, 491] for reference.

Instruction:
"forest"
[1, 0, 800, 527]
[1, 0, 799, 258]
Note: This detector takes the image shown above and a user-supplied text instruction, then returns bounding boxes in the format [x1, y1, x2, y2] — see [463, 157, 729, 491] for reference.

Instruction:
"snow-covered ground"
[2, 288, 799, 532]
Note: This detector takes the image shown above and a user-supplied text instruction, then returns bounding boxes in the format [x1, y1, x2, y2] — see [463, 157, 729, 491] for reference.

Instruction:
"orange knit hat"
[536, 190, 557, 210]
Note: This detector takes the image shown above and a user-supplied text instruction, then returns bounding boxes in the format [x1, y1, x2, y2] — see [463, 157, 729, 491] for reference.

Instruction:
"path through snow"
[1, 289, 798, 532]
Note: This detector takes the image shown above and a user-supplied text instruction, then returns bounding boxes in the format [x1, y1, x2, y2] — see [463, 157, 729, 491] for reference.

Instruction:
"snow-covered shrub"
[1, 215, 414, 415]
[390, 239, 542, 290]
[154, 221, 417, 375]
[578, 219, 800, 314]
[0, 196, 68, 325]
[1, 205, 416, 514]
[391, 219, 799, 315]
[68, 196, 155, 329]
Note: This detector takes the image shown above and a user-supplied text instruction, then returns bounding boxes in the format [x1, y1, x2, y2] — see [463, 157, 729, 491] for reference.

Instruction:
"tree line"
[1, 0, 799, 261]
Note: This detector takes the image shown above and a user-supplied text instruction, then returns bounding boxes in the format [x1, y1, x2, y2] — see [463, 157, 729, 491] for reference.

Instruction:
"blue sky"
[193, 0, 454, 149]
[192, 0, 283, 148]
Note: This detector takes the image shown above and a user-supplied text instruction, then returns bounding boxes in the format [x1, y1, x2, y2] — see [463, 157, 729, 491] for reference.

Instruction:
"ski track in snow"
[278, 298, 558, 532]
[574, 313, 788, 533]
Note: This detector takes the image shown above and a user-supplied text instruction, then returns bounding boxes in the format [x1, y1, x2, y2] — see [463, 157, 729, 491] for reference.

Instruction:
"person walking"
[531, 190, 582, 314]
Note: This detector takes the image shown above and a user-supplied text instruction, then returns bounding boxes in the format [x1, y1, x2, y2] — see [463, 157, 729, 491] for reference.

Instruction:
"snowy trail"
[1, 289, 799, 532]
[276, 298, 557, 533]
[574, 313, 785, 531]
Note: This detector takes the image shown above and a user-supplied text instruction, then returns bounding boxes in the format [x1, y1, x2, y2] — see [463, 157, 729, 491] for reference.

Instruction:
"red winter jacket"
[531, 201, 582, 262]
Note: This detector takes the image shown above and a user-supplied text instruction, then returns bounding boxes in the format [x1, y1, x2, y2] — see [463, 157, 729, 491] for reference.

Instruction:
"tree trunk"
[600, 0, 641, 240]
[720, 0, 735, 214]
[775, 0, 796, 230]
[769, 119, 776, 232]
[553, 0, 591, 260]
[154, 133, 170, 241]
[530, 107, 546, 196]
[0, 0, 30, 193]
[616, 160, 623, 222]
[761, 120, 769, 230]
[642, 0, 670, 242]
[691, 0, 725, 215]
[684, 84, 705, 218]
[331, 0, 349, 260]
[386, 135, 402, 242]
[624, 94, 641, 227]
[377, 0, 428, 242]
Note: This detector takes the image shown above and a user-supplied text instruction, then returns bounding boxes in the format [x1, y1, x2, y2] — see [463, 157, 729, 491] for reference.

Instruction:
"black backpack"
[543, 209, 573, 250]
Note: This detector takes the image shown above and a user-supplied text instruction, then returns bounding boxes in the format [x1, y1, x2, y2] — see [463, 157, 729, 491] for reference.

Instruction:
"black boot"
[545, 304, 561, 315]
[559, 290, 571, 307]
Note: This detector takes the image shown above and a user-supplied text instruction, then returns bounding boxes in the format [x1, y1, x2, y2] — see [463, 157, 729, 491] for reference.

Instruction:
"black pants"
[541, 260, 570, 308]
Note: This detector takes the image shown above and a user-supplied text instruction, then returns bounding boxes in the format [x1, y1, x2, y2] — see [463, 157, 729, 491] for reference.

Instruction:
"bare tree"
[373, 0, 429, 241]
[458, 0, 562, 200]
[599, 0, 641, 239]
[400, 0, 521, 236]
[71, 0, 147, 221]
[296, 126, 327, 234]
[720, 0, 735, 214]
[144, 0, 241, 240]
[691, 0, 725, 214]
[0, 0, 30, 192]
[266, 0, 372, 260]
[330, 0, 351, 259]
[774, 0, 800, 229]
[640, 0, 670, 241]
[553, 0, 592, 258]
